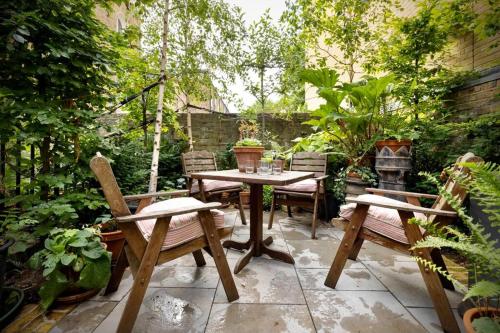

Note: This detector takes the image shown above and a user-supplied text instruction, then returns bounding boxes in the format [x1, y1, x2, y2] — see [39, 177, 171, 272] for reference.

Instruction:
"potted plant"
[95, 216, 126, 263]
[0, 238, 24, 330]
[233, 120, 264, 172]
[410, 162, 500, 333]
[28, 227, 112, 309]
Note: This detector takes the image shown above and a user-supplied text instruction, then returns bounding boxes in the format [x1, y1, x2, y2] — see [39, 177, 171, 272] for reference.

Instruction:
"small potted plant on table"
[233, 120, 264, 172]
[28, 227, 111, 309]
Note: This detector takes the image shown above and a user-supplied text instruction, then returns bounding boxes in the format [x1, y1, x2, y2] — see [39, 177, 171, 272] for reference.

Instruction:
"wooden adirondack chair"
[182, 150, 247, 225]
[268, 152, 328, 239]
[90, 153, 238, 333]
[325, 152, 483, 333]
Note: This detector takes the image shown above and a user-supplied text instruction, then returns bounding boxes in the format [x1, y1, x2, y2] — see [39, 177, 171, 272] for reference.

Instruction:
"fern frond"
[464, 280, 500, 300]
[412, 256, 455, 282]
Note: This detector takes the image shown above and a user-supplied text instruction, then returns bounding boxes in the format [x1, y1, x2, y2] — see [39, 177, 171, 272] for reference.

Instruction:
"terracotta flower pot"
[55, 288, 99, 305]
[375, 139, 412, 153]
[239, 191, 250, 209]
[233, 146, 264, 172]
[100, 225, 125, 262]
[463, 307, 500, 333]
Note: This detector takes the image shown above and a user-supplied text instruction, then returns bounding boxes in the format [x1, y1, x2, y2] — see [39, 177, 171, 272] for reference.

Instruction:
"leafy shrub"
[216, 143, 237, 170]
[263, 185, 273, 211]
[234, 138, 263, 147]
[28, 227, 111, 309]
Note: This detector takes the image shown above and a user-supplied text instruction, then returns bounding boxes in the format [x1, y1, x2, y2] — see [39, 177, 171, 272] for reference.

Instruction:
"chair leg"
[398, 211, 460, 333]
[192, 249, 206, 267]
[268, 193, 276, 230]
[311, 195, 319, 239]
[198, 210, 239, 302]
[348, 237, 364, 261]
[430, 249, 455, 291]
[124, 245, 141, 278]
[325, 204, 369, 288]
[287, 196, 293, 218]
[238, 194, 247, 225]
[117, 218, 171, 333]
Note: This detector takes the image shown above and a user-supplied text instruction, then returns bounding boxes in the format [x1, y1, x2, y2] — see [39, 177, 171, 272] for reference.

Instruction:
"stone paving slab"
[304, 290, 428, 333]
[363, 260, 464, 308]
[49, 301, 117, 333]
[94, 288, 215, 333]
[214, 257, 306, 305]
[206, 304, 316, 333]
[297, 268, 387, 291]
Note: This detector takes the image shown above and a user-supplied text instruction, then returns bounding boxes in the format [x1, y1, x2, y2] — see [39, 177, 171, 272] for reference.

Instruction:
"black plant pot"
[320, 193, 340, 222]
[0, 287, 24, 330]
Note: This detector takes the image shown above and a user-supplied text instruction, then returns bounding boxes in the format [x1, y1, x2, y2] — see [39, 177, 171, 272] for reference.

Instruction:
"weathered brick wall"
[449, 71, 500, 119]
[176, 113, 313, 152]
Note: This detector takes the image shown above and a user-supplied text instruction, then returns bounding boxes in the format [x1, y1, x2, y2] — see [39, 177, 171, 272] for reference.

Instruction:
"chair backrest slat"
[182, 151, 217, 176]
[431, 152, 483, 213]
[90, 154, 131, 218]
[290, 152, 327, 178]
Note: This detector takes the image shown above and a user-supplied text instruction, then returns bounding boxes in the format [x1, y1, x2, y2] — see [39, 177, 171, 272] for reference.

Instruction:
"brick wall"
[176, 113, 313, 153]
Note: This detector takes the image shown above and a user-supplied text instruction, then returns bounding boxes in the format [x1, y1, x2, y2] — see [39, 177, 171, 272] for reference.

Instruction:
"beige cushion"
[190, 179, 242, 194]
[274, 178, 321, 193]
[339, 194, 426, 244]
[136, 197, 225, 250]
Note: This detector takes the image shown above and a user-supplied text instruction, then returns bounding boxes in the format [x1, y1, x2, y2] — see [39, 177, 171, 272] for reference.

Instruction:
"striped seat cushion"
[274, 178, 322, 193]
[136, 197, 225, 250]
[190, 179, 242, 194]
[339, 194, 426, 244]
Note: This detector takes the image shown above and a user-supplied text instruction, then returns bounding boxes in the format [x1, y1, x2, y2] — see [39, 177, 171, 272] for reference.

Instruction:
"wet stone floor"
[49, 208, 466, 333]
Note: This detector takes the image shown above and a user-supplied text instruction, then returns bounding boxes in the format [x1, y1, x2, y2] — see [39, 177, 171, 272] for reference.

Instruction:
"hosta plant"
[28, 227, 111, 309]
[410, 162, 500, 333]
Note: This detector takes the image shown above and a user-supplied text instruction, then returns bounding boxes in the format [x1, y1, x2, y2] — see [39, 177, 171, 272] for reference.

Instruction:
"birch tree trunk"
[149, 0, 171, 193]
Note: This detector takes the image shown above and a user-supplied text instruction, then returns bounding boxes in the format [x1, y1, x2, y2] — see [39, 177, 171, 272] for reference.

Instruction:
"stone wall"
[175, 113, 313, 153]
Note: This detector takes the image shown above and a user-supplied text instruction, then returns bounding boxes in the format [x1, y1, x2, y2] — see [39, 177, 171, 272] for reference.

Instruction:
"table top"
[191, 169, 315, 186]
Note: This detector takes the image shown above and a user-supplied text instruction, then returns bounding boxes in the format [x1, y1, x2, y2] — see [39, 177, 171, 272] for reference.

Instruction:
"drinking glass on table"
[272, 161, 282, 175]
[245, 163, 254, 174]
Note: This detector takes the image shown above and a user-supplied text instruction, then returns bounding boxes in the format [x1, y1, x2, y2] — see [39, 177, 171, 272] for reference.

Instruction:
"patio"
[49, 208, 465, 333]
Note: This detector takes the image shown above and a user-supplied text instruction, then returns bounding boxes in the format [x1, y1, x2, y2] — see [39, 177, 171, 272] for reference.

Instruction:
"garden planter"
[100, 227, 126, 262]
[0, 287, 24, 330]
[239, 191, 250, 209]
[345, 173, 370, 197]
[233, 146, 264, 172]
[375, 139, 412, 153]
[463, 307, 500, 333]
[55, 287, 99, 305]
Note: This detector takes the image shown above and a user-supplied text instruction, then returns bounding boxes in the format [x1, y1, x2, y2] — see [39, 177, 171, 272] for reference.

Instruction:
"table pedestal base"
[223, 235, 295, 274]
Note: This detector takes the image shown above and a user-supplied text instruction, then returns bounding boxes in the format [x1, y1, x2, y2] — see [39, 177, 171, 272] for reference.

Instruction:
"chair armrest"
[345, 197, 457, 217]
[123, 190, 189, 202]
[116, 202, 222, 223]
[183, 174, 192, 179]
[314, 175, 329, 182]
[366, 188, 438, 199]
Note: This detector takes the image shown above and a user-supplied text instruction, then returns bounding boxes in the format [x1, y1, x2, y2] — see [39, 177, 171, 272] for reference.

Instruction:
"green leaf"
[81, 246, 105, 259]
[39, 270, 68, 309]
[465, 281, 500, 300]
[61, 254, 77, 266]
[76, 254, 111, 290]
[472, 317, 500, 333]
[69, 238, 88, 247]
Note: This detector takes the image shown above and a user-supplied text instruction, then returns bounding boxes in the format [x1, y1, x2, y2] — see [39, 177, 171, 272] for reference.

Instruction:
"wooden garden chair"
[182, 150, 247, 225]
[324, 152, 482, 333]
[268, 152, 328, 239]
[90, 153, 238, 333]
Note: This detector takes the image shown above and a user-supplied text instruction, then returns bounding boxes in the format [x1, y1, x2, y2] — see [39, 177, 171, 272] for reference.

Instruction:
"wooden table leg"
[223, 183, 295, 273]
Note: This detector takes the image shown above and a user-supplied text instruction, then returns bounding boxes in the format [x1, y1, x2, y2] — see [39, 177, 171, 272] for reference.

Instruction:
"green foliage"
[28, 227, 111, 309]
[216, 144, 237, 170]
[111, 139, 187, 194]
[472, 316, 500, 333]
[331, 166, 377, 203]
[263, 185, 274, 212]
[234, 138, 263, 147]
[300, 68, 404, 166]
[409, 162, 500, 315]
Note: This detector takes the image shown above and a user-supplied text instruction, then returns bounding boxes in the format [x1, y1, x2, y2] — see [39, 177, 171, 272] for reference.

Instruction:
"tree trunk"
[260, 66, 265, 142]
[15, 138, 21, 196]
[141, 92, 148, 149]
[186, 95, 193, 151]
[149, 0, 171, 193]
[30, 144, 35, 194]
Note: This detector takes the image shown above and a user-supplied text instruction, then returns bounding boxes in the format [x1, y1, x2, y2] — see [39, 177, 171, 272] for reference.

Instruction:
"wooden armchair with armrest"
[325, 152, 482, 333]
[90, 153, 238, 333]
